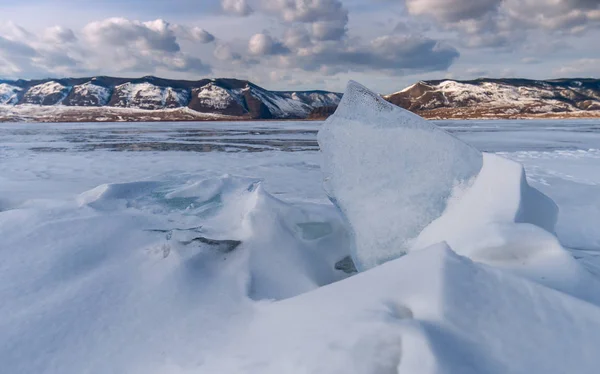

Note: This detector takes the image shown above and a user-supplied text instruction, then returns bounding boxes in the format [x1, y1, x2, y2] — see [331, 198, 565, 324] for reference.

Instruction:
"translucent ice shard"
[318, 81, 483, 270]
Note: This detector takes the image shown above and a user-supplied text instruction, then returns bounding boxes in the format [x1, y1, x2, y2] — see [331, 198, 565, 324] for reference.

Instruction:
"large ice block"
[318, 81, 483, 270]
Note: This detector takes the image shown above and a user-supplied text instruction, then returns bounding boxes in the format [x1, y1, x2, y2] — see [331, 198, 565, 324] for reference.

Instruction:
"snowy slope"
[385, 79, 600, 117]
[65, 82, 112, 106]
[0, 83, 21, 105]
[20, 81, 71, 105]
[110, 82, 189, 110]
[195, 83, 242, 109]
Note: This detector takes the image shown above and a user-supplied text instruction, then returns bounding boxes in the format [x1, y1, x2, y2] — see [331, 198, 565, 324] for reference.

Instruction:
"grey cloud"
[190, 27, 216, 43]
[170, 25, 216, 44]
[221, 0, 254, 16]
[406, 0, 600, 42]
[248, 33, 289, 55]
[0, 35, 38, 57]
[283, 27, 311, 48]
[43, 26, 77, 44]
[311, 20, 347, 41]
[263, 0, 347, 23]
[405, 0, 502, 23]
[281, 35, 459, 75]
[83, 18, 180, 53]
[160, 54, 212, 74]
[263, 0, 349, 40]
[214, 42, 243, 60]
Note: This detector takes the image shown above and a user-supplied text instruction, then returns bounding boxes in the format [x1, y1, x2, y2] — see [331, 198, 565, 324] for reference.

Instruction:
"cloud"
[190, 27, 216, 43]
[172, 25, 216, 43]
[82, 18, 180, 52]
[248, 33, 289, 55]
[214, 42, 242, 60]
[221, 0, 253, 16]
[554, 58, 600, 76]
[0, 35, 38, 58]
[279, 35, 459, 75]
[503, 0, 600, 32]
[43, 26, 77, 44]
[263, 0, 349, 40]
[405, 0, 600, 49]
[405, 0, 502, 23]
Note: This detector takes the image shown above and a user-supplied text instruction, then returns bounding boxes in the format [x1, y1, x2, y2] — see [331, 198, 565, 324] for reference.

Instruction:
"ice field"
[2, 85, 600, 373]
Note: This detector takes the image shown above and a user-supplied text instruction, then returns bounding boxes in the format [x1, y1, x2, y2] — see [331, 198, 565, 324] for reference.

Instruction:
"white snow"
[2, 111, 600, 374]
[113, 82, 188, 109]
[70, 82, 111, 106]
[195, 83, 242, 109]
[386, 79, 600, 114]
[318, 81, 483, 270]
[0, 83, 21, 105]
[21, 81, 71, 105]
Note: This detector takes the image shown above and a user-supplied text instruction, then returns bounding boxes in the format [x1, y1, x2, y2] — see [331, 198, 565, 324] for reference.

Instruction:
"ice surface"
[3, 120, 600, 374]
[318, 81, 483, 270]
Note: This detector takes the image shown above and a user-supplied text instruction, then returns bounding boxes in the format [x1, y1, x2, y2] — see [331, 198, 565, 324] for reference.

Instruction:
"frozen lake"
[2, 119, 600, 251]
[2, 119, 600, 373]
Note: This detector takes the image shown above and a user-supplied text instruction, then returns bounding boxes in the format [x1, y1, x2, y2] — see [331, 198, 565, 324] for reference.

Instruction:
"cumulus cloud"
[221, 0, 253, 16]
[190, 27, 216, 43]
[172, 25, 216, 43]
[405, 0, 600, 48]
[214, 42, 242, 61]
[0, 18, 214, 78]
[248, 33, 289, 55]
[406, 0, 502, 23]
[43, 26, 77, 44]
[278, 35, 459, 75]
[83, 18, 180, 52]
[263, 0, 349, 40]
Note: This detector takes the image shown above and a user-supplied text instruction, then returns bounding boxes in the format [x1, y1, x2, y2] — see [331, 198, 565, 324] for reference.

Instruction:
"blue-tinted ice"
[318, 81, 483, 270]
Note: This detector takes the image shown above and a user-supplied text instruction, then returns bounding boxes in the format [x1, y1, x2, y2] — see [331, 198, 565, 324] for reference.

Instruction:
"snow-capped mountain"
[0, 83, 22, 105]
[20, 81, 72, 106]
[0, 76, 343, 122]
[2, 76, 599, 122]
[64, 82, 111, 107]
[384, 78, 600, 119]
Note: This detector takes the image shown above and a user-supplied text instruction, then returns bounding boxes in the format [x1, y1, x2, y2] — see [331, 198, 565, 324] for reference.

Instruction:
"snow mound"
[204, 243, 600, 374]
[414, 152, 558, 247]
[0, 83, 21, 105]
[318, 80, 483, 270]
[77, 181, 162, 210]
[171, 175, 351, 300]
[1, 175, 351, 373]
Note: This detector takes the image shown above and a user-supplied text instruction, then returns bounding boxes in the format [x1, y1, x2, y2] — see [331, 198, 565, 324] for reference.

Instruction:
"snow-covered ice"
[319, 81, 483, 270]
[2, 103, 600, 373]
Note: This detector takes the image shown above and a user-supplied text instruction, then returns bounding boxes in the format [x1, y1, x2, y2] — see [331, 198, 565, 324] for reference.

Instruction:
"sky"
[1, 0, 599, 93]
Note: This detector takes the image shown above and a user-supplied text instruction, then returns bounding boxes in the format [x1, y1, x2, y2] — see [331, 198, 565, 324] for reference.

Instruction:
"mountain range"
[1, 76, 599, 122]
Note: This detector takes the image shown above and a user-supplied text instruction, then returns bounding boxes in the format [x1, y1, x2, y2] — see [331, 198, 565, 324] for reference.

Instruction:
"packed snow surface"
[2, 113, 600, 372]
